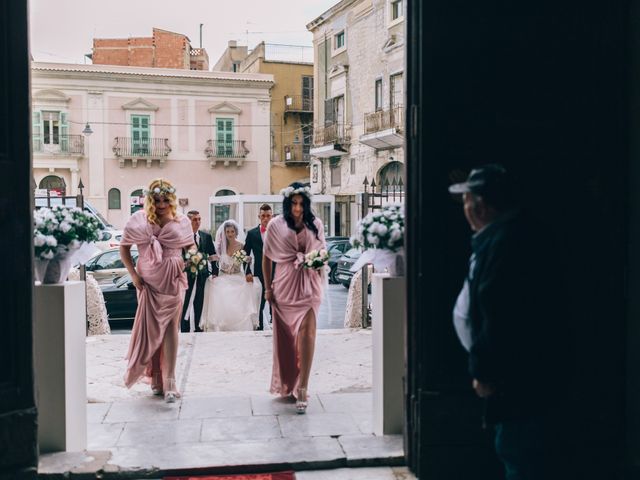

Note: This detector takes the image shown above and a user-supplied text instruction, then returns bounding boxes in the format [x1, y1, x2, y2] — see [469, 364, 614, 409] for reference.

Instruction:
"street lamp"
[82, 123, 93, 136]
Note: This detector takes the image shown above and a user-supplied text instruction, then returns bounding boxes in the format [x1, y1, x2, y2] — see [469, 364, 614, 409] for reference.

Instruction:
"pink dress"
[263, 215, 326, 396]
[120, 210, 193, 388]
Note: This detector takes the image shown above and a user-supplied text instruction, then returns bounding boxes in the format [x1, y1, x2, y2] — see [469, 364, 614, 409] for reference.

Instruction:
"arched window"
[377, 161, 405, 191]
[213, 189, 236, 233]
[108, 188, 121, 210]
[39, 175, 66, 195]
[130, 189, 144, 215]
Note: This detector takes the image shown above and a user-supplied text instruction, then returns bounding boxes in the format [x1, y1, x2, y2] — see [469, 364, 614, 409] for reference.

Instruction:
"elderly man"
[449, 165, 570, 479]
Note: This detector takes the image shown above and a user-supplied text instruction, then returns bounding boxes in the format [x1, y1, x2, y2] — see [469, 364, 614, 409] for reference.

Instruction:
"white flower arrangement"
[183, 247, 207, 278]
[303, 249, 330, 270]
[142, 185, 176, 196]
[351, 204, 404, 253]
[231, 249, 250, 266]
[33, 206, 103, 260]
[280, 185, 312, 199]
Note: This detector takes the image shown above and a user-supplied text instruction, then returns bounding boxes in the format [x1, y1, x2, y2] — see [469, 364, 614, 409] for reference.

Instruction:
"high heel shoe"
[164, 378, 181, 404]
[151, 373, 163, 396]
[295, 388, 308, 414]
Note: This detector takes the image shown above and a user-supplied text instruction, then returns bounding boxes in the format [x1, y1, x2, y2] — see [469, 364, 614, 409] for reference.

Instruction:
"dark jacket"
[181, 230, 217, 324]
[468, 209, 569, 423]
[244, 226, 264, 278]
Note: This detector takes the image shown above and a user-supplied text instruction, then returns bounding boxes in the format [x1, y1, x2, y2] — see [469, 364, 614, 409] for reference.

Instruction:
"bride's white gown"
[200, 252, 263, 332]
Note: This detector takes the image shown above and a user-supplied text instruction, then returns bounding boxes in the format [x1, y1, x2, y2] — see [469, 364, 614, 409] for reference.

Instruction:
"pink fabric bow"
[147, 234, 164, 266]
[293, 252, 305, 269]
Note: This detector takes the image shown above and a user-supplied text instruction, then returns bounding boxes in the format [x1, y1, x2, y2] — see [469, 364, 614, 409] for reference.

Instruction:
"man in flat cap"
[450, 164, 571, 479]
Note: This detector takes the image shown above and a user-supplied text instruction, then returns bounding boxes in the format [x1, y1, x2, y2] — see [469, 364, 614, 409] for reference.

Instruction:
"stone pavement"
[39, 329, 409, 478]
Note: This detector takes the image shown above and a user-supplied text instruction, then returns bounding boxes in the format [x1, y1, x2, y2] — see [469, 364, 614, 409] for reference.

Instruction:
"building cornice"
[306, 0, 362, 31]
[31, 62, 274, 87]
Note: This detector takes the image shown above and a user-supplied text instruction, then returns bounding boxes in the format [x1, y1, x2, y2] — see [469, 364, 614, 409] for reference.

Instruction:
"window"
[390, 73, 404, 109]
[391, 0, 403, 21]
[312, 164, 319, 183]
[350, 157, 356, 174]
[375, 79, 383, 111]
[324, 95, 345, 127]
[216, 118, 234, 157]
[92, 250, 124, 270]
[378, 161, 405, 191]
[108, 188, 121, 210]
[37, 111, 68, 151]
[131, 115, 150, 155]
[335, 31, 345, 50]
[302, 124, 312, 160]
[39, 175, 66, 195]
[302, 76, 314, 110]
[331, 163, 342, 187]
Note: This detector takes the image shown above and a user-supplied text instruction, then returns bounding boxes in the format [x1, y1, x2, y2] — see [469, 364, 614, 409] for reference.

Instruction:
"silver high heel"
[295, 388, 308, 414]
[164, 378, 181, 403]
[151, 373, 163, 396]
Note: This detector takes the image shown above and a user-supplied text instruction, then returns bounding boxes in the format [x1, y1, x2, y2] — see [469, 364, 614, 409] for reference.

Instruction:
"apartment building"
[31, 62, 273, 229]
[307, 0, 405, 236]
[213, 41, 314, 193]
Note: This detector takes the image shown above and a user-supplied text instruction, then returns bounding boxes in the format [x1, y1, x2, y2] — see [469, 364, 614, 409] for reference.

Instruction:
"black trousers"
[256, 274, 271, 330]
[181, 276, 205, 333]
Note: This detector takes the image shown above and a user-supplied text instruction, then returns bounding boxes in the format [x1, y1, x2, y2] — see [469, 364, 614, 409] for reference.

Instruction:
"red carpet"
[165, 472, 295, 480]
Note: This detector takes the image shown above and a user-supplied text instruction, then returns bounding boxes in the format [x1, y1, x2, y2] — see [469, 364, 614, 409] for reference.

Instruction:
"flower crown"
[142, 183, 176, 197]
[280, 185, 312, 199]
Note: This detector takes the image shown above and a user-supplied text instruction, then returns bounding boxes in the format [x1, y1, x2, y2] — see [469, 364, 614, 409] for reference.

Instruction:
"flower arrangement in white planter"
[34, 206, 103, 284]
[350, 204, 405, 276]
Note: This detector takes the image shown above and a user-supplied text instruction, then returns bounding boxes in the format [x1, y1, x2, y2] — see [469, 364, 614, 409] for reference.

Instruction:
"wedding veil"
[214, 219, 245, 258]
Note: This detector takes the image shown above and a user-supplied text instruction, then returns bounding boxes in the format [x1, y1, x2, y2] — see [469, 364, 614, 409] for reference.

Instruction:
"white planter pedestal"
[371, 273, 405, 435]
[34, 281, 87, 453]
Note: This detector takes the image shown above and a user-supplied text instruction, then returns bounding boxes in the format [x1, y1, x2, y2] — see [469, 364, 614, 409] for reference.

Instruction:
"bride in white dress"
[200, 220, 263, 332]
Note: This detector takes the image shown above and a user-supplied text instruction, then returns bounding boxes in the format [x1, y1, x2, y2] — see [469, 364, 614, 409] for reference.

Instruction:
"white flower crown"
[280, 185, 312, 199]
[142, 184, 176, 196]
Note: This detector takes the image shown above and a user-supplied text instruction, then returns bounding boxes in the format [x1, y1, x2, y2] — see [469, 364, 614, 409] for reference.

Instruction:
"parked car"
[100, 273, 137, 327]
[326, 236, 351, 283]
[84, 247, 137, 285]
[335, 247, 363, 288]
[94, 229, 124, 251]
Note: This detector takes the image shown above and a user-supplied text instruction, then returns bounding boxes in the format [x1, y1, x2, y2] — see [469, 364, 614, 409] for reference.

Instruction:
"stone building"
[92, 27, 210, 71]
[307, 0, 405, 236]
[31, 62, 273, 230]
[213, 41, 314, 193]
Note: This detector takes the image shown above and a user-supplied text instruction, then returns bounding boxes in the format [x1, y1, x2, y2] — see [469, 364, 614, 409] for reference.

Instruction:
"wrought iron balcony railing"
[284, 144, 312, 164]
[205, 140, 249, 159]
[312, 123, 351, 147]
[112, 137, 171, 158]
[32, 134, 85, 155]
[284, 95, 314, 113]
[364, 105, 404, 135]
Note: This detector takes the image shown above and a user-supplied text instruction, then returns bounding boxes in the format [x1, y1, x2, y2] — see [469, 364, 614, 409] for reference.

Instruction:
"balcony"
[284, 95, 313, 114]
[310, 123, 351, 158]
[112, 137, 171, 168]
[205, 139, 249, 168]
[32, 134, 84, 156]
[359, 105, 404, 150]
[284, 144, 311, 165]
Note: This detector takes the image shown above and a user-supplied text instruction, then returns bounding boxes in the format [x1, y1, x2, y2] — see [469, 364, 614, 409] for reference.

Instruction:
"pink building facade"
[31, 62, 273, 229]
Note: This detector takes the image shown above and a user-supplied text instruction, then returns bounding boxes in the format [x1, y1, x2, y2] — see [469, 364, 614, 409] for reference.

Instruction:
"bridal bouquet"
[183, 247, 208, 278]
[232, 249, 250, 266]
[350, 204, 405, 276]
[303, 249, 330, 270]
[33, 205, 103, 283]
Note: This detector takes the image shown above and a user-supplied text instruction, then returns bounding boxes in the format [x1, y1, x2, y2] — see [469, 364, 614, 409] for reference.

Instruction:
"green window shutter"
[60, 112, 69, 152]
[216, 118, 234, 156]
[32, 111, 42, 152]
[131, 115, 150, 154]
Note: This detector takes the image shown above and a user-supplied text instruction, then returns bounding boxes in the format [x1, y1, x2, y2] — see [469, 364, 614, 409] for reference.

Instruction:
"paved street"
[111, 283, 352, 334]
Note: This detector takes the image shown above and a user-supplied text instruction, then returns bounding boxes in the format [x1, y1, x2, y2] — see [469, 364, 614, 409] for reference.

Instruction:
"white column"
[87, 91, 107, 213]
[372, 273, 405, 435]
[70, 168, 79, 196]
[34, 281, 87, 453]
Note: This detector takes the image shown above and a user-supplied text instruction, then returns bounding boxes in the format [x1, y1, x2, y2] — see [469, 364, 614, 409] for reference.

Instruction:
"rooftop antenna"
[199, 23, 203, 48]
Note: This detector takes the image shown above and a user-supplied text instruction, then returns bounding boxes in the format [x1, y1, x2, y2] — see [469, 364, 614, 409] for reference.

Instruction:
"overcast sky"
[30, 0, 337, 65]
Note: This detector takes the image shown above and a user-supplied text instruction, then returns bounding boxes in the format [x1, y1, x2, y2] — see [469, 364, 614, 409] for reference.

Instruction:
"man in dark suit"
[181, 210, 217, 333]
[244, 203, 273, 330]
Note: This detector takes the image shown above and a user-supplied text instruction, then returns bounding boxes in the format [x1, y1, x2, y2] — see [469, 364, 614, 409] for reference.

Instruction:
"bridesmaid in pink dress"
[119, 178, 194, 402]
[262, 182, 327, 413]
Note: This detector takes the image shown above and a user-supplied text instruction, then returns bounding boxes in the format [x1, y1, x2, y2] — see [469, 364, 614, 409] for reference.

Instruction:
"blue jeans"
[495, 417, 567, 480]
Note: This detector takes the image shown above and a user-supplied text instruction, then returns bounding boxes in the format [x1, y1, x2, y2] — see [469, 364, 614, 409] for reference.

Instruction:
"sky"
[29, 0, 337, 65]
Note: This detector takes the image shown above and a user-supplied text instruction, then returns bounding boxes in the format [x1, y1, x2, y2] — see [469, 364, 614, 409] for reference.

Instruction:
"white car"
[94, 229, 124, 251]
[84, 247, 137, 285]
